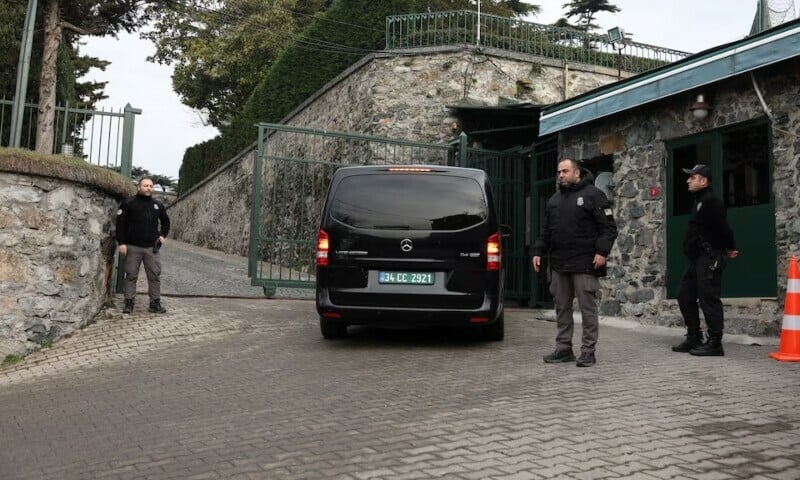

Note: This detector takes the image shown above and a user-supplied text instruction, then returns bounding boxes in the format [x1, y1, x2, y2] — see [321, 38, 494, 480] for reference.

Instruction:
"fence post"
[458, 131, 468, 167]
[59, 102, 69, 153]
[120, 103, 142, 178]
[249, 124, 265, 280]
[113, 103, 142, 294]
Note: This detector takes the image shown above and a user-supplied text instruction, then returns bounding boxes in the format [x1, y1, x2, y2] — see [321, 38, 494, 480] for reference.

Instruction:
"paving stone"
[758, 458, 800, 471]
[0, 240, 798, 480]
[492, 471, 542, 480]
[569, 468, 621, 480]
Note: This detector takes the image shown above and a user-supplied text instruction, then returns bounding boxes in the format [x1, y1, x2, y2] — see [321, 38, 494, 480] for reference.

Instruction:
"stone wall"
[169, 46, 626, 256]
[557, 60, 800, 336]
[0, 156, 131, 359]
[168, 148, 255, 257]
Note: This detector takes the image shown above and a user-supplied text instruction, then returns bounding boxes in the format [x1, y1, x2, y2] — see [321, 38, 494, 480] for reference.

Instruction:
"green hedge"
[178, 135, 224, 195]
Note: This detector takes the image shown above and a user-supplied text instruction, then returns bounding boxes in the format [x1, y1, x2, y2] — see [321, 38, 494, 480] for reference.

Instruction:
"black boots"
[673, 330, 724, 356]
[148, 299, 167, 314]
[575, 352, 596, 367]
[122, 299, 134, 314]
[690, 335, 724, 356]
[543, 349, 576, 363]
[123, 298, 166, 314]
[672, 331, 704, 352]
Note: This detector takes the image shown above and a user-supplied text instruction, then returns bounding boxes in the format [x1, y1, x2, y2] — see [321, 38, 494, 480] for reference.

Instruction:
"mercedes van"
[315, 165, 506, 340]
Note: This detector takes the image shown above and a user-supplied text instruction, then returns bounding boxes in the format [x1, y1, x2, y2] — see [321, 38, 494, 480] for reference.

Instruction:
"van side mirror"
[499, 224, 512, 238]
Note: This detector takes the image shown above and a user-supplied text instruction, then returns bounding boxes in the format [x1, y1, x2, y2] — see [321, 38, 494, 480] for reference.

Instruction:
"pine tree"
[562, 0, 620, 33]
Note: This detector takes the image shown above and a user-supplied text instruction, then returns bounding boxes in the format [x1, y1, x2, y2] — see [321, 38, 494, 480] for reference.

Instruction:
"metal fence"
[0, 98, 140, 175]
[455, 141, 530, 303]
[386, 10, 691, 74]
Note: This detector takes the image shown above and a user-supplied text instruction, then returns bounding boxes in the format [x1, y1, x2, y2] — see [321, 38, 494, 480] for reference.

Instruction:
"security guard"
[532, 159, 618, 367]
[116, 177, 171, 314]
[673, 164, 738, 356]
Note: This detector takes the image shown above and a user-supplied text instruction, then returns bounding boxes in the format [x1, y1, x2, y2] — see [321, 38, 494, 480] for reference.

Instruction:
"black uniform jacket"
[532, 170, 618, 276]
[682, 186, 736, 259]
[116, 193, 170, 248]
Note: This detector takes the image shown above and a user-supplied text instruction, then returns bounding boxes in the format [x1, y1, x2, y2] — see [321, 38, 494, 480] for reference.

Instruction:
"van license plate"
[379, 272, 434, 285]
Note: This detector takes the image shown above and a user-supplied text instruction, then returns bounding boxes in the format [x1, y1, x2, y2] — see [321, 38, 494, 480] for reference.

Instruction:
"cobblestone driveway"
[1, 242, 799, 479]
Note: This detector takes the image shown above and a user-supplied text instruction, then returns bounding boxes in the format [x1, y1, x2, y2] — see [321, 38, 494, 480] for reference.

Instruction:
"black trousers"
[677, 253, 726, 337]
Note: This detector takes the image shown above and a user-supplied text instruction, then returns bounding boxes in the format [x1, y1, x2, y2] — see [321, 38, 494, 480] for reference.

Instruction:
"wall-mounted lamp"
[689, 94, 712, 120]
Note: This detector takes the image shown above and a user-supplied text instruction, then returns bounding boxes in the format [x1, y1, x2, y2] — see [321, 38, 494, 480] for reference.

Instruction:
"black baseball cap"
[682, 164, 712, 181]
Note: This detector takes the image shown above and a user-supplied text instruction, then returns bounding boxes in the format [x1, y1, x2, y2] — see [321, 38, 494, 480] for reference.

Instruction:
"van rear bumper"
[316, 288, 503, 326]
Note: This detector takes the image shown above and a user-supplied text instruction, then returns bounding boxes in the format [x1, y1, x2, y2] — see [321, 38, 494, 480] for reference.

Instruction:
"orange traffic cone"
[770, 256, 800, 362]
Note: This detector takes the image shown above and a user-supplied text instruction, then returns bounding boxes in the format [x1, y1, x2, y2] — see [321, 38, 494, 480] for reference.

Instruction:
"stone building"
[537, 19, 800, 335]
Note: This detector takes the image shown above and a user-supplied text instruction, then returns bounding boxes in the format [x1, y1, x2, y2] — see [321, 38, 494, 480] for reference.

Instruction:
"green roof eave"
[538, 19, 800, 136]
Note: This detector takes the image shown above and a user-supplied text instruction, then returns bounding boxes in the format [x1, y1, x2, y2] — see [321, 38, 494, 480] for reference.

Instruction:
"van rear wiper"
[371, 224, 411, 230]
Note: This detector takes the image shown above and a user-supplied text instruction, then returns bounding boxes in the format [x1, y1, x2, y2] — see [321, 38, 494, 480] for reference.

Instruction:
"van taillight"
[487, 232, 501, 271]
[316, 229, 329, 266]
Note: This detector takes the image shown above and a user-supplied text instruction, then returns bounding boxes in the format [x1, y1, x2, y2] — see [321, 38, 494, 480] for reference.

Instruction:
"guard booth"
[248, 122, 556, 307]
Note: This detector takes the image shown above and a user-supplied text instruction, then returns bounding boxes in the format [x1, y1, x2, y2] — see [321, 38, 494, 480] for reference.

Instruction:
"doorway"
[666, 120, 776, 298]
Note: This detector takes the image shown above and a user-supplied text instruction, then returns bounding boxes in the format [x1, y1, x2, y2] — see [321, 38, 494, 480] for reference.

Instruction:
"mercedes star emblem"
[400, 238, 413, 252]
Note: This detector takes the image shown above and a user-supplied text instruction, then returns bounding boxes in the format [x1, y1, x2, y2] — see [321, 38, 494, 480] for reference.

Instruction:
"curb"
[510, 308, 780, 346]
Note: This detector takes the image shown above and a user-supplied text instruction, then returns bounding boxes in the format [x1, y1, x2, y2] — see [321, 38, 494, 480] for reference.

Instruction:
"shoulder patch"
[116, 209, 122, 216]
[696, 201, 703, 211]
[604, 208, 613, 216]
[154, 204, 159, 210]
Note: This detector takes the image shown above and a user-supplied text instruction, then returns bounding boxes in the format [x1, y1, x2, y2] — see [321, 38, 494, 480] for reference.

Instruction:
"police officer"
[673, 164, 738, 356]
[532, 159, 618, 367]
[116, 177, 171, 314]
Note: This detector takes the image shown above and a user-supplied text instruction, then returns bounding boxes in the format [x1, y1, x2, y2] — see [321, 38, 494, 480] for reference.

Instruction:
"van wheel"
[320, 317, 347, 339]
[482, 313, 504, 341]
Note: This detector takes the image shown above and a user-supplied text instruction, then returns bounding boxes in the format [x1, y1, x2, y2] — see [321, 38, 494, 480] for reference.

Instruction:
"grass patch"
[41, 339, 53, 349]
[0, 147, 135, 198]
[2, 354, 23, 366]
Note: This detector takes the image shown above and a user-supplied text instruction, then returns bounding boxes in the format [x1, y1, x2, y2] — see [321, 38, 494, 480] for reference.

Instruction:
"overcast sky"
[80, 0, 784, 179]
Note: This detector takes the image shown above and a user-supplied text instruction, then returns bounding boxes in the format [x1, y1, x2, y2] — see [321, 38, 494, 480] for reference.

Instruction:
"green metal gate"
[249, 123, 453, 296]
[457, 144, 528, 302]
[529, 135, 558, 307]
[249, 123, 554, 305]
[452, 132, 557, 307]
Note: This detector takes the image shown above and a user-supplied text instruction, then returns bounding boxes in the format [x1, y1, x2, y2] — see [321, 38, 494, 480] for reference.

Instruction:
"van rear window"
[329, 174, 488, 231]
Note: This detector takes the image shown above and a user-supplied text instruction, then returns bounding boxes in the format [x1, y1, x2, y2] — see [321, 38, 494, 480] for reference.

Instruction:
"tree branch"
[62, 20, 107, 36]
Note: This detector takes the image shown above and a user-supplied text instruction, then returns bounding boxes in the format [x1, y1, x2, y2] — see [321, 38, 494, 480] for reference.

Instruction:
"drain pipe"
[750, 72, 773, 120]
[751, 72, 799, 139]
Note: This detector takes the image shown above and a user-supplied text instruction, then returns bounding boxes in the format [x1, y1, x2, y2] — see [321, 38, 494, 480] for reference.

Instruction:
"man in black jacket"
[116, 177, 171, 314]
[673, 164, 738, 356]
[532, 159, 618, 367]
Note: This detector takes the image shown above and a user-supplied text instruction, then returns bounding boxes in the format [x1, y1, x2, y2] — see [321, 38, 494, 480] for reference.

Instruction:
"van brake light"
[386, 167, 432, 172]
[316, 229, 329, 266]
[487, 232, 501, 271]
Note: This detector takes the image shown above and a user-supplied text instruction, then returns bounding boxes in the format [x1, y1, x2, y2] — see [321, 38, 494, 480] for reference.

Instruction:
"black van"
[315, 165, 506, 340]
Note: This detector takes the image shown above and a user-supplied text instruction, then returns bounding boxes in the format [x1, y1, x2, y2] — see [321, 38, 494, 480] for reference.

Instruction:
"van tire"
[482, 313, 504, 341]
[320, 317, 347, 339]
